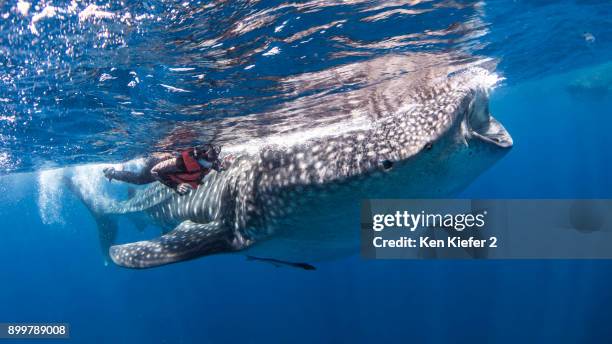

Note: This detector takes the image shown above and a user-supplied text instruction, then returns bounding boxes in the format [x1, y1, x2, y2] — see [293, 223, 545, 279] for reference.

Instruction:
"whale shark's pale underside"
[67, 53, 512, 268]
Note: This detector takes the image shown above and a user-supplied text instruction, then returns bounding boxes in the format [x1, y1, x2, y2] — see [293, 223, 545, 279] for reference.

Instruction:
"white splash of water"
[16, 0, 31, 16]
[78, 4, 114, 22]
[69, 158, 148, 211]
[160, 84, 191, 93]
[70, 162, 129, 213]
[169, 67, 195, 72]
[37, 159, 141, 224]
[29, 5, 58, 35]
[37, 168, 66, 224]
[469, 68, 504, 91]
[262, 46, 281, 56]
[0, 152, 13, 171]
[460, 58, 505, 91]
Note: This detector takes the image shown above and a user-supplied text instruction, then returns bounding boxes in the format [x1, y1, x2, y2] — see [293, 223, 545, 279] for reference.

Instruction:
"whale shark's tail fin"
[92, 215, 118, 264]
[109, 220, 237, 268]
[63, 175, 118, 264]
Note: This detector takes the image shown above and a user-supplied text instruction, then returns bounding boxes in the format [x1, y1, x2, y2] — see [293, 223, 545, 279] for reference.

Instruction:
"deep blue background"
[1, 0, 612, 343]
[2, 66, 612, 343]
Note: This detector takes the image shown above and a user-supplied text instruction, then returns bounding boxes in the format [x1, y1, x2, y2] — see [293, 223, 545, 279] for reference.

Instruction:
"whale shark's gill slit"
[380, 160, 394, 171]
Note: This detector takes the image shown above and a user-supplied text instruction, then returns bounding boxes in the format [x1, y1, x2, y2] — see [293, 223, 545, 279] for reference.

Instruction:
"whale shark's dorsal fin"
[109, 220, 232, 268]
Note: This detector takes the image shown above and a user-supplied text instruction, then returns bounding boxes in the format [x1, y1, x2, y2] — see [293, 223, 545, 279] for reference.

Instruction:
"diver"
[102, 144, 223, 195]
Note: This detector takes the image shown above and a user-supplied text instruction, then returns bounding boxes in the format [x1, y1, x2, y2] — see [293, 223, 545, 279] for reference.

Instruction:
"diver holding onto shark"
[103, 144, 224, 195]
[64, 54, 513, 269]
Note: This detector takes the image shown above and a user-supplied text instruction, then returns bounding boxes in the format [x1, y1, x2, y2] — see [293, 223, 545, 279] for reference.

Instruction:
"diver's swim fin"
[109, 220, 232, 268]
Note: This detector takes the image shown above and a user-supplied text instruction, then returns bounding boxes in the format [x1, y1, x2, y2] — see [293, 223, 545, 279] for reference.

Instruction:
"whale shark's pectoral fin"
[109, 220, 234, 268]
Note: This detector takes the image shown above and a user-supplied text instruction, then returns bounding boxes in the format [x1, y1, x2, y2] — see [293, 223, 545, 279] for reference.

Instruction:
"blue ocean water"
[1, 0, 612, 343]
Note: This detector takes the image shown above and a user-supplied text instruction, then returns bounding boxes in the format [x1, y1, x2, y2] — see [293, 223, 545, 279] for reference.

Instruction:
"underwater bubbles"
[37, 168, 65, 224]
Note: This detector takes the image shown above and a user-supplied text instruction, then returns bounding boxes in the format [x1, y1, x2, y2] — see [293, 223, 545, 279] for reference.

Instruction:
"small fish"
[246, 256, 316, 270]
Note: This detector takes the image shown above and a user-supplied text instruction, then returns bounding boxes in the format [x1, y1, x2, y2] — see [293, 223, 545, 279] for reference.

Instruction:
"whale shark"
[66, 54, 512, 268]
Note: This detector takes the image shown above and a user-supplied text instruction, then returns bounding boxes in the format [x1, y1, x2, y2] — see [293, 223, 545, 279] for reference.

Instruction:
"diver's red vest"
[167, 150, 208, 188]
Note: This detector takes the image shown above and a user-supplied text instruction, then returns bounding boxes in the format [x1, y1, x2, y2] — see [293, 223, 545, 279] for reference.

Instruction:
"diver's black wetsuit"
[109, 156, 164, 185]
[108, 154, 190, 189]
[105, 148, 221, 190]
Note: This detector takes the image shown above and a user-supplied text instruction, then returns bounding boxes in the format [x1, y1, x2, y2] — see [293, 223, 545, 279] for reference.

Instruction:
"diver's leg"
[104, 158, 159, 185]
[109, 170, 155, 185]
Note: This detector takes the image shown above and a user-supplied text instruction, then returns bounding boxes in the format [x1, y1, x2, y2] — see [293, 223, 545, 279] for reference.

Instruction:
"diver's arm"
[157, 175, 181, 190]
[150, 158, 182, 190]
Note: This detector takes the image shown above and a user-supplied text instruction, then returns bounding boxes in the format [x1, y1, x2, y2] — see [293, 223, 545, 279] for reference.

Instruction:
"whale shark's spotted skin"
[70, 54, 513, 268]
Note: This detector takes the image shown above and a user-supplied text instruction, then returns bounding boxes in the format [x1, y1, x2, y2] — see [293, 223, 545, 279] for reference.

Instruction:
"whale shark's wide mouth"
[467, 89, 513, 148]
[471, 116, 513, 148]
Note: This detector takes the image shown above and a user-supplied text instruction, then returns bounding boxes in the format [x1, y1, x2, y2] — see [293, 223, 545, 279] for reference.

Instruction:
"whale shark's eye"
[425, 142, 433, 150]
[380, 160, 393, 170]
